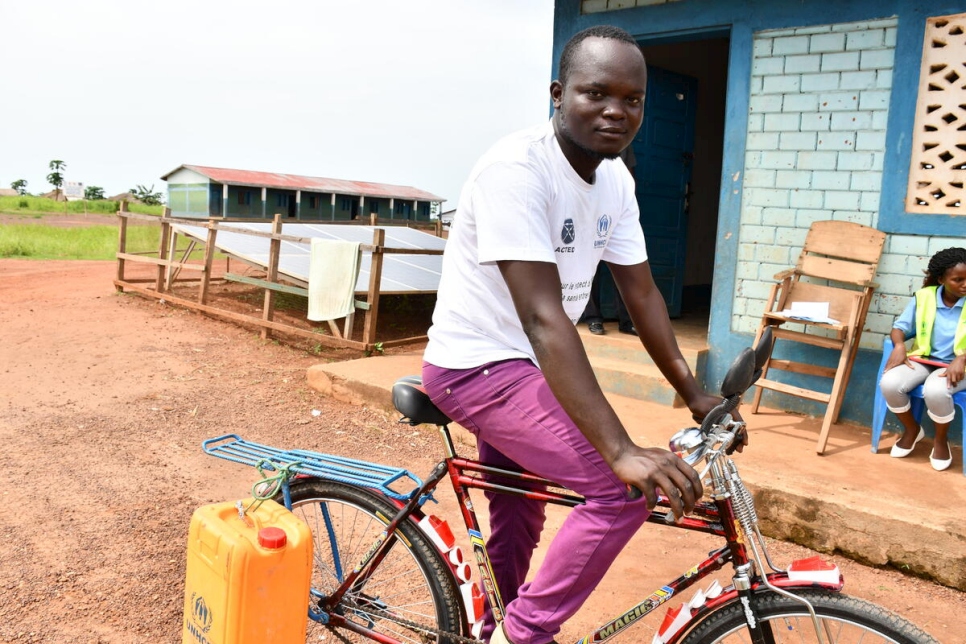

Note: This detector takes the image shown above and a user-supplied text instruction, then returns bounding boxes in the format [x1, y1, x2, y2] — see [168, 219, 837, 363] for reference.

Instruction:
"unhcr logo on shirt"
[556, 218, 576, 253]
[595, 214, 611, 248]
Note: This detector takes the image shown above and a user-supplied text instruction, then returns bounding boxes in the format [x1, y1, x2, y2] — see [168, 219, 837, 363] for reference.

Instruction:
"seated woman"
[880, 247, 966, 471]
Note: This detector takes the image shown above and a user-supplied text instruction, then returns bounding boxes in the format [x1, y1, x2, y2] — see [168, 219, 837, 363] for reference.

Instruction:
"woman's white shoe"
[890, 427, 925, 458]
[930, 443, 952, 471]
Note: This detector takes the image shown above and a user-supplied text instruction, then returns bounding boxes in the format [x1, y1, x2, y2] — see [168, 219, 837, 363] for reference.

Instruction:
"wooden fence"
[113, 203, 444, 352]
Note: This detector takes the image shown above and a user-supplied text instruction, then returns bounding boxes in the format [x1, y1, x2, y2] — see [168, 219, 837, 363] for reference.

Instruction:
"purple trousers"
[422, 359, 650, 644]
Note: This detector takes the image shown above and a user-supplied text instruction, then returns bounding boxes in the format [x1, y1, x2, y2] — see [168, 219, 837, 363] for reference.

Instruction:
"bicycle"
[202, 327, 938, 644]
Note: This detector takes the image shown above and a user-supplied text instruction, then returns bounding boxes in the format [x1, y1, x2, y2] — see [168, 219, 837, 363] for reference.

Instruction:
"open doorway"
[637, 35, 729, 326]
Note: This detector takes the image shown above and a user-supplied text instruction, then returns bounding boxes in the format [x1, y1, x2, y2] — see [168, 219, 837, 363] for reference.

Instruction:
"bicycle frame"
[204, 414, 844, 644]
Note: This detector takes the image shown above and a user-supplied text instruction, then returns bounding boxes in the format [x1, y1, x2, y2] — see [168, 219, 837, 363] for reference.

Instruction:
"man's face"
[552, 37, 647, 165]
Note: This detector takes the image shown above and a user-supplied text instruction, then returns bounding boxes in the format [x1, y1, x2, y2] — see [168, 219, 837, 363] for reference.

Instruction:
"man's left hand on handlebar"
[688, 391, 748, 453]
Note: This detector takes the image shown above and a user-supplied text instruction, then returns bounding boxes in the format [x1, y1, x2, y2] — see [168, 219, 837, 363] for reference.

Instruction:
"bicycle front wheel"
[679, 589, 938, 643]
[280, 479, 466, 644]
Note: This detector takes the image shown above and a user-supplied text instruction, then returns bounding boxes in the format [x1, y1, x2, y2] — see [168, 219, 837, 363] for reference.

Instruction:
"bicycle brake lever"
[725, 425, 747, 455]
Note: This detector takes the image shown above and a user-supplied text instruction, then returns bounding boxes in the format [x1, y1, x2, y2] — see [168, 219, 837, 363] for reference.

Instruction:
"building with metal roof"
[161, 164, 445, 222]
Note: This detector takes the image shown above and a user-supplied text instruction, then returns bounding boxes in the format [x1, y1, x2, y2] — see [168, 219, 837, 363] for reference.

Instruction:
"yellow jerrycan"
[182, 498, 312, 643]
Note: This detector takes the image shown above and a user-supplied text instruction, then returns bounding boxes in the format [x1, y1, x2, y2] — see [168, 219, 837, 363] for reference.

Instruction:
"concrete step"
[588, 356, 684, 407]
[577, 322, 708, 406]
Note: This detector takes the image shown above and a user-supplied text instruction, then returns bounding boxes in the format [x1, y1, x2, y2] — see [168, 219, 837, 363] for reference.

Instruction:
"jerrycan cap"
[258, 526, 287, 549]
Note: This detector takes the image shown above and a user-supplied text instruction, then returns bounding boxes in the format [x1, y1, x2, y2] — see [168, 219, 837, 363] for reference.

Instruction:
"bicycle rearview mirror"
[720, 327, 775, 398]
[754, 326, 773, 376]
[720, 347, 755, 398]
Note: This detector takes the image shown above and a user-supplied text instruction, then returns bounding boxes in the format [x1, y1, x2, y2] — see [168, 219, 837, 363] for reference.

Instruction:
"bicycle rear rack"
[202, 434, 424, 501]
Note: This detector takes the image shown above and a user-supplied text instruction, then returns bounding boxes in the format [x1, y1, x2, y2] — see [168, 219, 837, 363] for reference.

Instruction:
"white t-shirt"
[424, 121, 647, 369]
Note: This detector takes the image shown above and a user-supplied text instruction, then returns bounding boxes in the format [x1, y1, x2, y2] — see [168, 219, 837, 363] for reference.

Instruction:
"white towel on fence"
[308, 238, 362, 321]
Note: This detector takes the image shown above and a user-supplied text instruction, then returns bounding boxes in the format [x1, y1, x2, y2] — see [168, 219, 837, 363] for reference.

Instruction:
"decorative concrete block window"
[907, 12, 966, 214]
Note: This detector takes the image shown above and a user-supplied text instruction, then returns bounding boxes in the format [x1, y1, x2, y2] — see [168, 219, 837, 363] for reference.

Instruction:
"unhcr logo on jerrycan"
[183, 592, 213, 643]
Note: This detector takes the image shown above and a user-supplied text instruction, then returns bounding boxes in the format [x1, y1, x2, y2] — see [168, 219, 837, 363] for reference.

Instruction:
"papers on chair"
[780, 301, 839, 325]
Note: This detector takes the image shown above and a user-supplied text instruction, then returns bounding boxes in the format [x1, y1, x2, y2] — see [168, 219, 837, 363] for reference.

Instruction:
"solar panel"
[171, 222, 445, 293]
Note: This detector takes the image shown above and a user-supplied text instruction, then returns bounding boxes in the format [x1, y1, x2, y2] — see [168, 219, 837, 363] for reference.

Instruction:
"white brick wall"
[735, 18, 909, 349]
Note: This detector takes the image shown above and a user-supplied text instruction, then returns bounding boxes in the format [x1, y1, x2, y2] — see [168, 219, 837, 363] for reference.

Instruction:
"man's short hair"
[558, 25, 641, 86]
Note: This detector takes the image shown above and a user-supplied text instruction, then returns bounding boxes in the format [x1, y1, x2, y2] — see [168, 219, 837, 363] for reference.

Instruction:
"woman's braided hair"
[923, 247, 966, 287]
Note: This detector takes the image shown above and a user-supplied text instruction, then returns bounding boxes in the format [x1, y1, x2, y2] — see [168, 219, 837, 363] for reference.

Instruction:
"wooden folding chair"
[750, 220, 886, 454]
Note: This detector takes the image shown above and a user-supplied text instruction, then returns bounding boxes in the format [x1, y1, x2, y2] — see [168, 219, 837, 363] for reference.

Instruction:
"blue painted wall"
[553, 0, 966, 431]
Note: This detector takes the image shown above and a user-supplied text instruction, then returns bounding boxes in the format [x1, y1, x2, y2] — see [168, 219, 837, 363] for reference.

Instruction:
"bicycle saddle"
[391, 375, 453, 426]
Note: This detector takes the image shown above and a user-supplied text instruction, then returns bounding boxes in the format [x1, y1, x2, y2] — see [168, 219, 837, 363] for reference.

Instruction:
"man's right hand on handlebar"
[612, 445, 704, 519]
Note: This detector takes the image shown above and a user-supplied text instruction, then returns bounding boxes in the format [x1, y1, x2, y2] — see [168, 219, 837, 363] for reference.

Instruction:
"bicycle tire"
[278, 479, 466, 644]
[678, 588, 938, 643]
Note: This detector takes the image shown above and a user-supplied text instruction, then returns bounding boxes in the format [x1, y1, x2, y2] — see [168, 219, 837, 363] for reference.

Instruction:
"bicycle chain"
[326, 623, 354, 644]
[331, 597, 483, 644]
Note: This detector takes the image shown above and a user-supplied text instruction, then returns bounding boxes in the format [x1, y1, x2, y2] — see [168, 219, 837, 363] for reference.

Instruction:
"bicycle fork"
[717, 458, 829, 644]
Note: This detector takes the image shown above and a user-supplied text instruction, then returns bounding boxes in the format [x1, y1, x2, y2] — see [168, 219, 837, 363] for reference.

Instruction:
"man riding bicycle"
[422, 25, 721, 644]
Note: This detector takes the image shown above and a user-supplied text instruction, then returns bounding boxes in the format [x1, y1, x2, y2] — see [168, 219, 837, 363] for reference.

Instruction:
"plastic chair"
[871, 337, 965, 475]
[751, 220, 886, 454]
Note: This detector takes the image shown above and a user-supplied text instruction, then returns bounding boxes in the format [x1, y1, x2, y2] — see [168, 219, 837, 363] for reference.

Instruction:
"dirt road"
[0, 259, 962, 643]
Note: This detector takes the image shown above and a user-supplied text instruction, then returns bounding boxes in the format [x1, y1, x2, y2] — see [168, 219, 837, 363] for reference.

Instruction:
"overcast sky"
[0, 1, 556, 207]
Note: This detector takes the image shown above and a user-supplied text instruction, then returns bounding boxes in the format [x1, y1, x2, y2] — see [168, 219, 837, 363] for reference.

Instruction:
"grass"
[0, 195, 164, 216]
[0, 196, 171, 260]
[0, 223, 163, 260]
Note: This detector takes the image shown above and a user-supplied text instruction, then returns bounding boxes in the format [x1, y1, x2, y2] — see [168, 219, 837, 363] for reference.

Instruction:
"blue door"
[210, 185, 222, 217]
[631, 66, 698, 318]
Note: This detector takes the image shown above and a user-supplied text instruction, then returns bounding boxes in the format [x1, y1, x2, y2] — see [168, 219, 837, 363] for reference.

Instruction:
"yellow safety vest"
[910, 286, 966, 357]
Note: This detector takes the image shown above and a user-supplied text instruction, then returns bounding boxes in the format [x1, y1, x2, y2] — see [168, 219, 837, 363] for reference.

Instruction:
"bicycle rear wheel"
[679, 589, 938, 643]
[279, 479, 466, 644]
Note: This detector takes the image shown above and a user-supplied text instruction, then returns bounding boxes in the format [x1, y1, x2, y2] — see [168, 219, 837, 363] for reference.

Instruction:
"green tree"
[84, 185, 105, 200]
[47, 159, 66, 199]
[130, 183, 164, 206]
[10, 179, 27, 196]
